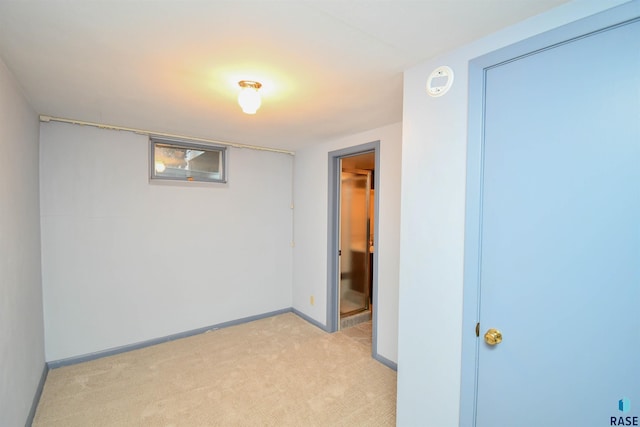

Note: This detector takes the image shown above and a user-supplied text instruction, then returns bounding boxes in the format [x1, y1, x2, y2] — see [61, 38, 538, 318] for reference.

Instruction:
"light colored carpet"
[33, 313, 396, 426]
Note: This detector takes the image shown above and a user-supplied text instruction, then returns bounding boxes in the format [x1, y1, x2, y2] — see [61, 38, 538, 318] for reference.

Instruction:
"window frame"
[149, 137, 228, 184]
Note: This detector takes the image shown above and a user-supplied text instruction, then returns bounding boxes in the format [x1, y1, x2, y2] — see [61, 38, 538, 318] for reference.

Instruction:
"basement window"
[150, 138, 227, 183]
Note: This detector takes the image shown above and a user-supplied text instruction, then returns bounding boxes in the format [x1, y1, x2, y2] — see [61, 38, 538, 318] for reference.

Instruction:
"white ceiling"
[0, 0, 569, 152]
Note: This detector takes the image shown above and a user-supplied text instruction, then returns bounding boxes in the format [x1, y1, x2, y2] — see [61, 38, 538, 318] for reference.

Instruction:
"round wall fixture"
[426, 66, 454, 97]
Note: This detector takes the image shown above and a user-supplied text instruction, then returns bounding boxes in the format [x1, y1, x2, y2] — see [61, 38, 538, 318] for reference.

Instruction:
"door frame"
[459, 3, 640, 425]
[327, 141, 380, 344]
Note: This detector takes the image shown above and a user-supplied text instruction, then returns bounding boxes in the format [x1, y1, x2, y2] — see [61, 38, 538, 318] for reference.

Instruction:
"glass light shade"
[238, 87, 261, 114]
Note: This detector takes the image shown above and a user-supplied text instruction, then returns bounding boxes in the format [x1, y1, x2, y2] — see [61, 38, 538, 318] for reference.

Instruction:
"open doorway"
[327, 141, 380, 353]
[339, 153, 375, 327]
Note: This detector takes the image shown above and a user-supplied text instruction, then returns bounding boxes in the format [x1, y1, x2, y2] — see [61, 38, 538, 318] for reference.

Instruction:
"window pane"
[151, 139, 226, 183]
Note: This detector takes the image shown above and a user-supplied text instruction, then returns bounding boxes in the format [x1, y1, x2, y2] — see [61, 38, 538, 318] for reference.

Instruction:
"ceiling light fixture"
[237, 80, 262, 114]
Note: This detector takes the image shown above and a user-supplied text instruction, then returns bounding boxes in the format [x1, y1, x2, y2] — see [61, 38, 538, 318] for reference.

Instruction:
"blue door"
[469, 10, 640, 427]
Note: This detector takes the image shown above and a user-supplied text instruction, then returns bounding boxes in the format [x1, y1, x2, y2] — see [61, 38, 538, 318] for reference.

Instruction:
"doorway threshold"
[340, 309, 372, 329]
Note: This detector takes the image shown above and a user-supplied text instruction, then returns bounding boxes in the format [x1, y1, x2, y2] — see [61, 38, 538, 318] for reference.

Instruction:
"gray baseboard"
[25, 364, 49, 427]
[292, 308, 397, 370]
[292, 308, 330, 332]
[47, 308, 293, 369]
[45, 306, 394, 374]
[373, 352, 398, 371]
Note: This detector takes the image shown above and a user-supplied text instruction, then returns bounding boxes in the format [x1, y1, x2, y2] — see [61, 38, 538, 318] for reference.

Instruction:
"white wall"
[40, 122, 293, 361]
[396, 1, 631, 425]
[0, 58, 45, 425]
[292, 122, 402, 363]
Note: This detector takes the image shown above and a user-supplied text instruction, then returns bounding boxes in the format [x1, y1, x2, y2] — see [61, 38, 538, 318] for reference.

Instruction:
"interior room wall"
[396, 1, 631, 425]
[0, 57, 45, 426]
[40, 122, 294, 361]
[292, 122, 402, 363]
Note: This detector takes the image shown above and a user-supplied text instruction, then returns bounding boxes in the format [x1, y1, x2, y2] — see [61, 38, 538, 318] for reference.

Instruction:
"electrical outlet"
[310, 295, 315, 306]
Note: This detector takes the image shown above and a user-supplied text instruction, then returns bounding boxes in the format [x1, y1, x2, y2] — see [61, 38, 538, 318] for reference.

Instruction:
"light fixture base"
[238, 80, 262, 90]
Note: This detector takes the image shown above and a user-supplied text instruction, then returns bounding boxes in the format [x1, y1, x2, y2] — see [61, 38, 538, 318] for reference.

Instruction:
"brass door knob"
[484, 328, 503, 346]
